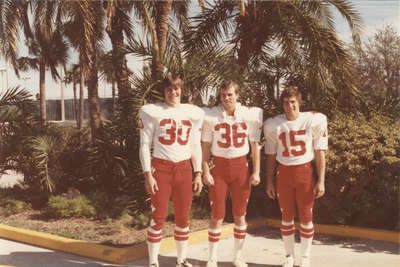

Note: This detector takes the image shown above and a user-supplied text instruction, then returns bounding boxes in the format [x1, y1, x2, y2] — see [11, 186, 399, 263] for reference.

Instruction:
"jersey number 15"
[279, 130, 306, 157]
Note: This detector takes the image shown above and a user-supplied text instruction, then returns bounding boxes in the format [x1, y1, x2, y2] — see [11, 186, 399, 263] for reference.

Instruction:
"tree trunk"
[107, 6, 131, 100]
[152, 0, 172, 79]
[39, 58, 46, 123]
[73, 79, 78, 126]
[79, 63, 84, 129]
[111, 81, 115, 117]
[86, 38, 102, 140]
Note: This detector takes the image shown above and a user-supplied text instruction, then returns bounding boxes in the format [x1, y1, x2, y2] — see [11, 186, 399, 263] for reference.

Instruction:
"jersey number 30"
[159, 119, 192, 145]
[215, 122, 247, 148]
[279, 130, 306, 157]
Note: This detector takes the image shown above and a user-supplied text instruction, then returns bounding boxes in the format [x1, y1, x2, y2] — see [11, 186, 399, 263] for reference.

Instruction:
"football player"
[139, 74, 204, 267]
[202, 81, 263, 267]
[264, 86, 328, 267]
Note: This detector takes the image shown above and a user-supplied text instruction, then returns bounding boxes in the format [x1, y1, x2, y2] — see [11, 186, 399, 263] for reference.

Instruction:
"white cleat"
[176, 259, 193, 267]
[282, 255, 294, 267]
[149, 263, 158, 267]
[232, 258, 248, 267]
[300, 257, 311, 267]
[205, 261, 218, 267]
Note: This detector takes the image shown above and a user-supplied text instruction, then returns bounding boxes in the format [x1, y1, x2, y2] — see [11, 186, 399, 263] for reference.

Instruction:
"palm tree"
[63, 1, 105, 139]
[0, 1, 26, 75]
[17, 1, 69, 123]
[103, 0, 136, 101]
[64, 64, 81, 126]
[184, 0, 363, 108]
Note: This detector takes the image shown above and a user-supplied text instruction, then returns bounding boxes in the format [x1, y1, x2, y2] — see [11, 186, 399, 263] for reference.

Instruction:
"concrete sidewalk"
[1, 227, 399, 267]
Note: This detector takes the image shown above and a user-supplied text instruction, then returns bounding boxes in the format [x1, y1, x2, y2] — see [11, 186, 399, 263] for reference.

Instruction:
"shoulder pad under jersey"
[203, 106, 220, 122]
[310, 111, 327, 127]
[182, 103, 204, 121]
[140, 103, 165, 120]
[241, 106, 263, 123]
[264, 114, 284, 130]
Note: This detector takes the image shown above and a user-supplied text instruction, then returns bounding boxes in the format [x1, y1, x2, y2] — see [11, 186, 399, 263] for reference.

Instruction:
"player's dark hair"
[160, 73, 184, 92]
[220, 80, 239, 94]
[280, 86, 304, 106]
[151, 73, 184, 101]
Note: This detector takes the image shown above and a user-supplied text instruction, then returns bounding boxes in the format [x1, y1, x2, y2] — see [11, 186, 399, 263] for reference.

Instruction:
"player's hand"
[202, 172, 214, 186]
[193, 173, 203, 196]
[314, 180, 325, 199]
[249, 173, 260, 186]
[145, 173, 159, 195]
[266, 182, 276, 199]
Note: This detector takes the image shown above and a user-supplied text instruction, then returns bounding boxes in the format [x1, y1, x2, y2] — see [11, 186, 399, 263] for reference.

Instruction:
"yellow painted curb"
[1, 218, 399, 264]
[262, 218, 400, 243]
[0, 224, 137, 263]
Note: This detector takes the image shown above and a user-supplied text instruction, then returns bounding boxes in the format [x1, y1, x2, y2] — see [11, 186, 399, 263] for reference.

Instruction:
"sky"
[0, 0, 399, 100]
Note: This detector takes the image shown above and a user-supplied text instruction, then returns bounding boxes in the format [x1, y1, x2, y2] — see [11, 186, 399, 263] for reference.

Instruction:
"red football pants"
[150, 158, 193, 230]
[276, 162, 314, 224]
[209, 156, 250, 220]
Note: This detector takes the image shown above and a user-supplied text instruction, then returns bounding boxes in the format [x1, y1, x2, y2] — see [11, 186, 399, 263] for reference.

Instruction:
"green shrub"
[131, 212, 150, 230]
[315, 112, 400, 230]
[87, 190, 131, 219]
[46, 195, 96, 218]
[0, 198, 31, 216]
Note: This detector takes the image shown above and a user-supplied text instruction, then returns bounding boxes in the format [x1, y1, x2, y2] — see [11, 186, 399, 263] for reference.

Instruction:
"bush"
[46, 195, 96, 219]
[315, 112, 400, 230]
[0, 198, 31, 216]
[131, 212, 150, 230]
[87, 190, 131, 219]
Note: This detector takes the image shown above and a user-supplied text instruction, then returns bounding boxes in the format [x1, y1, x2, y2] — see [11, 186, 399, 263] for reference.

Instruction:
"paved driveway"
[1, 227, 398, 267]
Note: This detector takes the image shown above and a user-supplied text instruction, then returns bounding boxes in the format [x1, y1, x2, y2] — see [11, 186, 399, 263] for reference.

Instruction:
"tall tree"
[64, 64, 81, 125]
[64, 1, 105, 139]
[350, 25, 400, 116]
[184, 0, 363, 108]
[21, 1, 69, 123]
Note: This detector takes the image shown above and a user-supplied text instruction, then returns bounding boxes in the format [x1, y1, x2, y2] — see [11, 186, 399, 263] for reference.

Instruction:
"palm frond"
[30, 135, 57, 193]
[183, 1, 237, 54]
[0, 86, 32, 107]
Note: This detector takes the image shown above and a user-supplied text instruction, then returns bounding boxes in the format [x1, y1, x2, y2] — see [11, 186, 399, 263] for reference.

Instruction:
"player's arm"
[249, 141, 260, 186]
[312, 113, 328, 199]
[314, 150, 326, 198]
[265, 154, 277, 199]
[248, 107, 263, 186]
[201, 141, 214, 186]
[191, 111, 204, 196]
[139, 108, 158, 195]
[263, 118, 277, 199]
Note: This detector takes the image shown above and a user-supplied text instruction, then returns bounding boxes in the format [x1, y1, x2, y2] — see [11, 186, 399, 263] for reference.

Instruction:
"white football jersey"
[263, 111, 328, 166]
[202, 103, 263, 158]
[139, 102, 204, 171]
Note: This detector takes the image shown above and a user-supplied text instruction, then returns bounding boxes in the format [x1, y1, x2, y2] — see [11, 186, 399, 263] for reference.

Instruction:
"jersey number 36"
[215, 122, 247, 148]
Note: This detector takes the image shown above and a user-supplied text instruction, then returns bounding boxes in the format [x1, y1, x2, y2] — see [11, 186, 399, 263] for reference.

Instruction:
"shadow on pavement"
[313, 233, 400, 255]
[0, 252, 128, 267]
[158, 255, 281, 267]
[248, 226, 399, 255]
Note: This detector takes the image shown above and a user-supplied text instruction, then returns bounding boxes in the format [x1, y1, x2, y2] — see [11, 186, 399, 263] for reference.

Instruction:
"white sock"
[233, 224, 247, 260]
[300, 223, 314, 258]
[147, 240, 161, 265]
[208, 228, 221, 262]
[281, 220, 295, 257]
[175, 225, 190, 263]
[147, 223, 162, 265]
